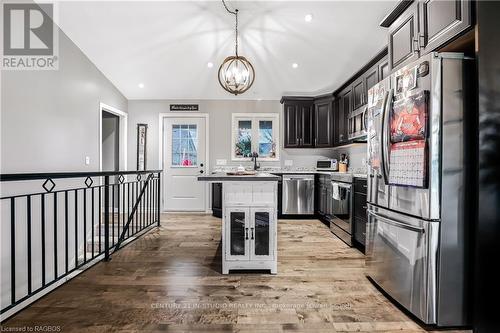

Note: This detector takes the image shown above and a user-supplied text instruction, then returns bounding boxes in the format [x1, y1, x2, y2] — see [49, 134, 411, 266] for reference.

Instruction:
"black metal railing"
[0, 170, 161, 318]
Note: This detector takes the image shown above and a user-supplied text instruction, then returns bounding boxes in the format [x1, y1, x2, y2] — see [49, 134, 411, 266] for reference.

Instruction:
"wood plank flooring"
[2, 214, 470, 332]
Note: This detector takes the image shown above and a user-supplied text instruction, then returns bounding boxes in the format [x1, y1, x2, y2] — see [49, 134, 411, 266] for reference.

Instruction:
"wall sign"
[137, 124, 148, 171]
[170, 104, 199, 111]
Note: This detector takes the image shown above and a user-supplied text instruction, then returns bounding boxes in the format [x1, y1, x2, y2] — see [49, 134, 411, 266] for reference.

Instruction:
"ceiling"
[57, 1, 396, 100]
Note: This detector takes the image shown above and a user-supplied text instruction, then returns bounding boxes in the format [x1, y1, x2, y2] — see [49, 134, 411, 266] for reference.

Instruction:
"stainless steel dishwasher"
[282, 174, 315, 215]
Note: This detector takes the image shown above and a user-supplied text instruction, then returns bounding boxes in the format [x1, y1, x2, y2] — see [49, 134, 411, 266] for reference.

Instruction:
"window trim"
[231, 113, 280, 161]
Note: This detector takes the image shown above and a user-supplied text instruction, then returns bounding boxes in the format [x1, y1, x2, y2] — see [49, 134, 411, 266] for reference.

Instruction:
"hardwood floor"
[2, 214, 470, 332]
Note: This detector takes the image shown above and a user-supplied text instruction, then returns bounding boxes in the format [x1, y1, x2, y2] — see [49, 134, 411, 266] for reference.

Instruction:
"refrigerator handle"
[378, 90, 389, 183]
[381, 88, 393, 185]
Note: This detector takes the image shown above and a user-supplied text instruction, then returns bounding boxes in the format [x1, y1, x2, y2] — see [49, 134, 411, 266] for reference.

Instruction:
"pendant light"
[218, 0, 255, 95]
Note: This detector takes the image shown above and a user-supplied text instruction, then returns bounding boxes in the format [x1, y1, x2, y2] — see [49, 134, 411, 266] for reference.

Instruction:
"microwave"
[316, 159, 338, 171]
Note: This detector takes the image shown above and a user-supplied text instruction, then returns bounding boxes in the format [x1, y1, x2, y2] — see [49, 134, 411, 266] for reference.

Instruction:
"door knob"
[200, 163, 204, 167]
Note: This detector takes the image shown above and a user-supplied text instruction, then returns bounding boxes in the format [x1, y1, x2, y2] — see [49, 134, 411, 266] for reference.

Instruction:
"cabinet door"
[352, 78, 365, 110]
[300, 104, 314, 147]
[388, 1, 420, 71]
[284, 103, 299, 148]
[378, 59, 390, 81]
[212, 183, 223, 218]
[354, 217, 367, 246]
[225, 208, 249, 261]
[250, 208, 274, 261]
[332, 98, 341, 146]
[364, 65, 379, 96]
[419, 0, 471, 54]
[354, 192, 368, 221]
[338, 89, 351, 144]
[314, 100, 333, 147]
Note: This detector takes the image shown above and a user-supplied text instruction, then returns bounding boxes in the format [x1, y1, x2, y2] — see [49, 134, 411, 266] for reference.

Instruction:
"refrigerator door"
[384, 53, 441, 220]
[366, 77, 391, 208]
[366, 204, 439, 324]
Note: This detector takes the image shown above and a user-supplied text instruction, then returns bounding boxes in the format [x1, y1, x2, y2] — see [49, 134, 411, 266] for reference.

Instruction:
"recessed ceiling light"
[304, 14, 313, 22]
[207, 62, 214, 68]
[138, 83, 144, 88]
[292, 63, 299, 69]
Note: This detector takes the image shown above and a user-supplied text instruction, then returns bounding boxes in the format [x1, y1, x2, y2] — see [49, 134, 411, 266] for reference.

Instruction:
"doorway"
[101, 111, 120, 171]
[99, 103, 127, 172]
[100, 103, 127, 211]
[161, 114, 209, 212]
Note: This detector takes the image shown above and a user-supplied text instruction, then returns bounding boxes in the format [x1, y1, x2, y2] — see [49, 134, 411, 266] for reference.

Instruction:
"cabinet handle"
[245, 228, 249, 240]
[362, 205, 367, 209]
[250, 227, 254, 240]
[413, 39, 419, 54]
[419, 34, 425, 50]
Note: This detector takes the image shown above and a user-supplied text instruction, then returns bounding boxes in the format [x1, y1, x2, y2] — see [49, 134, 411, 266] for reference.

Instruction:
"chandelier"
[218, 0, 255, 95]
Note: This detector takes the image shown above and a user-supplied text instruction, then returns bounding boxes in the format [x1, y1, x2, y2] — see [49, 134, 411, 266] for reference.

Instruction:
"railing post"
[157, 172, 161, 227]
[104, 175, 110, 261]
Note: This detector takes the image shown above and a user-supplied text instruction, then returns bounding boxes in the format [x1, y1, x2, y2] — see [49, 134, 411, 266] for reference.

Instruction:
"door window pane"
[254, 212, 270, 256]
[172, 124, 198, 166]
[235, 120, 252, 158]
[258, 120, 275, 158]
[230, 212, 246, 256]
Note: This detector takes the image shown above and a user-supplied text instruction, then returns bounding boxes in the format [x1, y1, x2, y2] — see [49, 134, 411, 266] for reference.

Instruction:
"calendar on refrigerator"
[388, 140, 427, 188]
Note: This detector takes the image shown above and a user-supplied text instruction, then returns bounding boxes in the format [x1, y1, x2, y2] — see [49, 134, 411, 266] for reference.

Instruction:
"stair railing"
[0, 170, 162, 321]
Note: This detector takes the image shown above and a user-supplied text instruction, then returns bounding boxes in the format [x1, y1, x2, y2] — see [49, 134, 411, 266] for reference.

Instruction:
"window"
[231, 113, 279, 161]
[171, 124, 198, 167]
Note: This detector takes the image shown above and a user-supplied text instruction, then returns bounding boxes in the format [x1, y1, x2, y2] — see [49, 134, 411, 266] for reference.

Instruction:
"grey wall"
[331, 143, 368, 172]
[0, 8, 127, 315]
[1, 29, 127, 174]
[127, 99, 337, 171]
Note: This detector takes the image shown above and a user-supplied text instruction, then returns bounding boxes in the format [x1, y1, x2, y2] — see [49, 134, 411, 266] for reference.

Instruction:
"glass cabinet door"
[250, 208, 274, 260]
[226, 209, 249, 260]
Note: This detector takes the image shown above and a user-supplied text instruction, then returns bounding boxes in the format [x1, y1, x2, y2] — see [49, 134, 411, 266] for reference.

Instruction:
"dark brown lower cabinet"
[212, 183, 222, 218]
[353, 178, 367, 252]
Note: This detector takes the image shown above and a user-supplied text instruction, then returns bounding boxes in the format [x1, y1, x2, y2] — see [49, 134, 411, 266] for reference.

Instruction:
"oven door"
[331, 182, 352, 233]
[366, 205, 438, 324]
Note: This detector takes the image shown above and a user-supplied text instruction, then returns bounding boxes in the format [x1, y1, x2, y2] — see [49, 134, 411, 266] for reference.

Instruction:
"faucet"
[251, 152, 260, 171]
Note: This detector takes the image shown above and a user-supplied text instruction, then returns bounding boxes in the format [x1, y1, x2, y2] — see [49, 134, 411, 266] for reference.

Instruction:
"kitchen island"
[198, 173, 279, 274]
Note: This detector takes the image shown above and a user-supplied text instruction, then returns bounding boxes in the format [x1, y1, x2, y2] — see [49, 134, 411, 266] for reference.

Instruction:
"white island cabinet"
[198, 174, 279, 274]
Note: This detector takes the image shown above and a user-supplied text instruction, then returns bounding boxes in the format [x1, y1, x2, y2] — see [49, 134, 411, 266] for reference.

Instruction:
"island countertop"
[198, 172, 280, 182]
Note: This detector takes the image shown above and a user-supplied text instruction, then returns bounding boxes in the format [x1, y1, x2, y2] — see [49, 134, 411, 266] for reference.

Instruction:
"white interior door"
[163, 116, 207, 211]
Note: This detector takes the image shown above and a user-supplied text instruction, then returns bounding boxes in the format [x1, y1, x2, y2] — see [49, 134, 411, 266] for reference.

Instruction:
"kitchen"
[1, 0, 497, 332]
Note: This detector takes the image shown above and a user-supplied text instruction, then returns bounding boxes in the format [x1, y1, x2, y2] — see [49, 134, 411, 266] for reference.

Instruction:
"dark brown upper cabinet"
[352, 78, 365, 110]
[314, 97, 334, 148]
[283, 102, 299, 147]
[299, 103, 314, 147]
[282, 98, 314, 148]
[419, 0, 471, 55]
[387, 0, 472, 71]
[337, 88, 351, 145]
[379, 59, 390, 81]
[388, 1, 420, 71]
[364, 64, 379, 96]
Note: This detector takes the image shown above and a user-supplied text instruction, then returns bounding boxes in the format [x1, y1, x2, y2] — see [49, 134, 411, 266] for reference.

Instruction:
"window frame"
[231, 113, 280, 162]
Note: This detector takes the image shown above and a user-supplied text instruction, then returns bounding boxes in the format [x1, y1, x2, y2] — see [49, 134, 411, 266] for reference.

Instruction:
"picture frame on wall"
[137, 123, 148, 171]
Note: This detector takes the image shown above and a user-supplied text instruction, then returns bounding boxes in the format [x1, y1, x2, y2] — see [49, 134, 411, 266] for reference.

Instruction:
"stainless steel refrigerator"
[365, 52, 472, 327]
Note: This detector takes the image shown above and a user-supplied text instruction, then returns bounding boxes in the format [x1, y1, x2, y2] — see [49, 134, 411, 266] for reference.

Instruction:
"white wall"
[127, 99, 337, 171]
